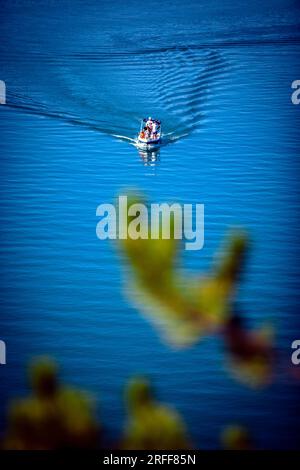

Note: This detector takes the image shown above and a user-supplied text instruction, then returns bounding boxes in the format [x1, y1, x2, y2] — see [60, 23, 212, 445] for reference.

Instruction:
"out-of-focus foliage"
[120, 194, 246, 346]
[224, 315, 274, 388]
[0, 359, 266, 450]
[3, 358, 99, 450]
[0, 192, 278, 450]
[119, 193, 275, 387]
[121, 377, 190, 450]
[221, 425, 253, 450]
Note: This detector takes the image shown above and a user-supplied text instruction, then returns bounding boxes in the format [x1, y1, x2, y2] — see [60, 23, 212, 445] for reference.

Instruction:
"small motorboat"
[137, 117, 161, 150]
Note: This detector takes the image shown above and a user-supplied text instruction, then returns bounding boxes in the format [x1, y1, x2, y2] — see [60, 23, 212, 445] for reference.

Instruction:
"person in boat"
[146, 117, 153, 133]
[139, 118, 160, 141]
[139, 126, 147, 140]
[151, 120, 157, 136]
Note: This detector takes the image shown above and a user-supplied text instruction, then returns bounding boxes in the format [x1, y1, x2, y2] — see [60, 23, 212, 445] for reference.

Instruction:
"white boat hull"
[137, 138, 161, 151]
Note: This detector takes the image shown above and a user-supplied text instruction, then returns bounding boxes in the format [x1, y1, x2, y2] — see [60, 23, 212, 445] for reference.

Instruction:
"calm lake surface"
[0, 0, 300, 448]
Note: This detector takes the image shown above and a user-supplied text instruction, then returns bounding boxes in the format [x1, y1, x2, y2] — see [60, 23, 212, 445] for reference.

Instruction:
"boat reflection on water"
[138, 148, 160, 166]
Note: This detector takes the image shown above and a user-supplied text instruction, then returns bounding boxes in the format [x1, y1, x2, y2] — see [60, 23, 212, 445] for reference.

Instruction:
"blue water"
[1, 0, 300, 449]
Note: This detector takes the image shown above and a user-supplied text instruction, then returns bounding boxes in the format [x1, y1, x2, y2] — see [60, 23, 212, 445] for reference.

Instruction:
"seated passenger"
[146, 117, 153, 129]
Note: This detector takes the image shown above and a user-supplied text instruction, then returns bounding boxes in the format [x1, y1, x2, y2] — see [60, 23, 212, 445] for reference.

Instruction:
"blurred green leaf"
[122, 377, 190, 450]
[4, 358, 99, 450]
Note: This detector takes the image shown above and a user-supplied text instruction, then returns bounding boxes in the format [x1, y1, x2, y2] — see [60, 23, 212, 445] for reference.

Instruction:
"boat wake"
[4, 47, 229, 147]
